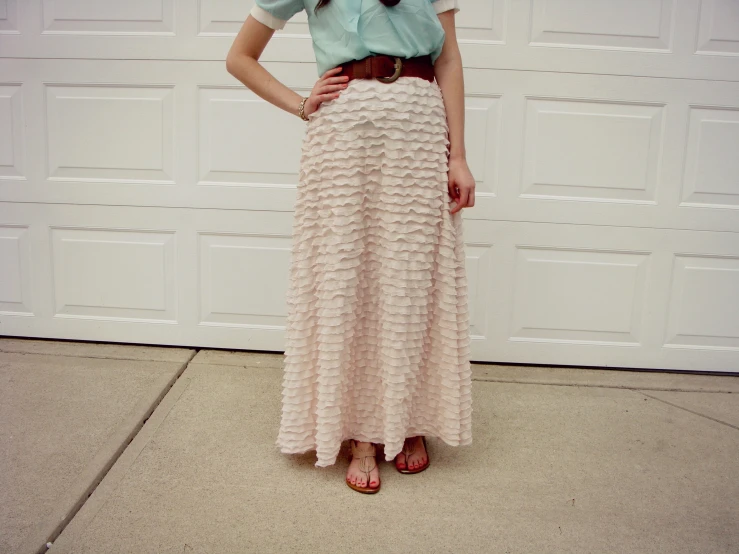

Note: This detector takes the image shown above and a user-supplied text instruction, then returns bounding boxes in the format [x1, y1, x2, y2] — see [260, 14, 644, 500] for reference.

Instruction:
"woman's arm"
[434, 11, 475, 212]
[434, 11, 465, 162]
[226, 15, 346, 118]
[226, 16, 305, 117]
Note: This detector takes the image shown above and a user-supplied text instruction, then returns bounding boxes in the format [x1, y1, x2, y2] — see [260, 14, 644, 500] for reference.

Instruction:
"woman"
[226, 0, 475, 494]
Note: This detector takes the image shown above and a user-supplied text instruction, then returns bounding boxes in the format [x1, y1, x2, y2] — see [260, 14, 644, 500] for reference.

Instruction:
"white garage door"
[1, 0, 738, 372]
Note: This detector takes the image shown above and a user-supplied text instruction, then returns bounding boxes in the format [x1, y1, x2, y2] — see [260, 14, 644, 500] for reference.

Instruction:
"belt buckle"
[376, 57, 402, 83]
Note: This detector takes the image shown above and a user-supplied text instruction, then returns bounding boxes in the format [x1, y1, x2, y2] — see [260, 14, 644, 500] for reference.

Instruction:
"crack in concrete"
[637, 390, 739, 432]
[28, 349, 200, 554]
[0, 348, 196, 364]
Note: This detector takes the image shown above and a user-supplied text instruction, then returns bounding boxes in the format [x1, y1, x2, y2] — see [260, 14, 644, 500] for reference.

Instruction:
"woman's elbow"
[225, 50, 239, 76]
[226, 50, 260, 81]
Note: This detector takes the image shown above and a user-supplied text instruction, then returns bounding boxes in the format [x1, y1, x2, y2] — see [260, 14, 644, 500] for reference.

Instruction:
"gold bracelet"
[298, 96, 310, 121]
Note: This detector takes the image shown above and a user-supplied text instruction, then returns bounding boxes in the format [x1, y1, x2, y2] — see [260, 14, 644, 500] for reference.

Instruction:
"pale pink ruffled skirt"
[276, 75, 472, 467]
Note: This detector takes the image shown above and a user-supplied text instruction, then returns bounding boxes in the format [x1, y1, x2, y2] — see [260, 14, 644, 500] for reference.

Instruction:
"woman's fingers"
[318, 92, 340, 102]
[448, 181, 460, 200]
[449, 181, 460, 214]
[460, 187, 470, 206]
[318, 83, 347, 94]
[321, 66, 344, 79]
[323, 76, 350, 85]
[309, 69, 348, 113]
[450, 186, 471, 214]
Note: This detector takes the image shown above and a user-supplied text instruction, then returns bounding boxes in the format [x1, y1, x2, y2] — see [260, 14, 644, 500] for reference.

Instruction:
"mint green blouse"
[250, 0, 460, 76]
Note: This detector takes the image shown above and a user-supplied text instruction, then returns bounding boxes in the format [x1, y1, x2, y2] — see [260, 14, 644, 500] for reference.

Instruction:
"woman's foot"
[395, 436, 428, 472]
[346, 440, 380, 490]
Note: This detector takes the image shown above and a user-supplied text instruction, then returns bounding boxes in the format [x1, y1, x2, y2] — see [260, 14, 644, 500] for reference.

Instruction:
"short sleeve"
[430, 0, 460, 15]
[250, 0, 304, 30]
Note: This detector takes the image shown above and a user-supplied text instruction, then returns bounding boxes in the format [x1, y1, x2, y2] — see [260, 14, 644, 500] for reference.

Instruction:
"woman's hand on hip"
[304, 67, 349, 118]
[448, 157, 475, 214]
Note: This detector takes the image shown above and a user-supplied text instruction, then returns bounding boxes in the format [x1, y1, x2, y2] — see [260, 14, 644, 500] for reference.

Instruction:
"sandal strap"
[350, 439, 376, 458]
[357, 454, 377, 475]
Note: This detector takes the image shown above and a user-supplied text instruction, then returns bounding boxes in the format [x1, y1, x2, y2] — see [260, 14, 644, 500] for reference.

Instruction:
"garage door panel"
[199, 0, 256, 36]
[510, 246, 649, 345]
[0, 224, 32, 316]
[530, 0, 674, 51]
[520, 97, 664, 203]
[455, 0, 504, 42]
[466, 219, 739, 371]
[198, 232, 292, 328]
[695, 0, 739, 56]
[0, 0, 17, 32]
[50, 227, 177, 322]
[682, 105, 739, 208]
[464, 95, 501, 199]
[41, 0, 175, 35]
[46, 84, 175, 183]
[465, 241, 495, 342]
[198, 0, 309, 36]
[665, 255, 739, 350]
[0, 84, 23, 179]
[199, 86, 303, 185]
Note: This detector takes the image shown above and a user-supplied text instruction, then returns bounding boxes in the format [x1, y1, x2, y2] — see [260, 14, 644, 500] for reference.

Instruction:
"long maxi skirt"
[276, 75, 473, 468]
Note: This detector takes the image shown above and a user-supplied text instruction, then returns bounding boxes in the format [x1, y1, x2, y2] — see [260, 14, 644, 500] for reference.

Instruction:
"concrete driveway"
[1, 338, 738, 554]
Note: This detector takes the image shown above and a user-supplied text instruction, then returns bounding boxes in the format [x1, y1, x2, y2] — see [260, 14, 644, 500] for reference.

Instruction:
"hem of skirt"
[276, 434, 473, 468]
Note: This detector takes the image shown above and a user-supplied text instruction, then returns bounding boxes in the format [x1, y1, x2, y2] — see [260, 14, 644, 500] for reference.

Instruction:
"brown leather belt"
[337, 54, 435, 84]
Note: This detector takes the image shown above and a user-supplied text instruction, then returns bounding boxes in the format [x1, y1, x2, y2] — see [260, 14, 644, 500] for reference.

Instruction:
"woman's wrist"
[449, 151, 467, 163]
